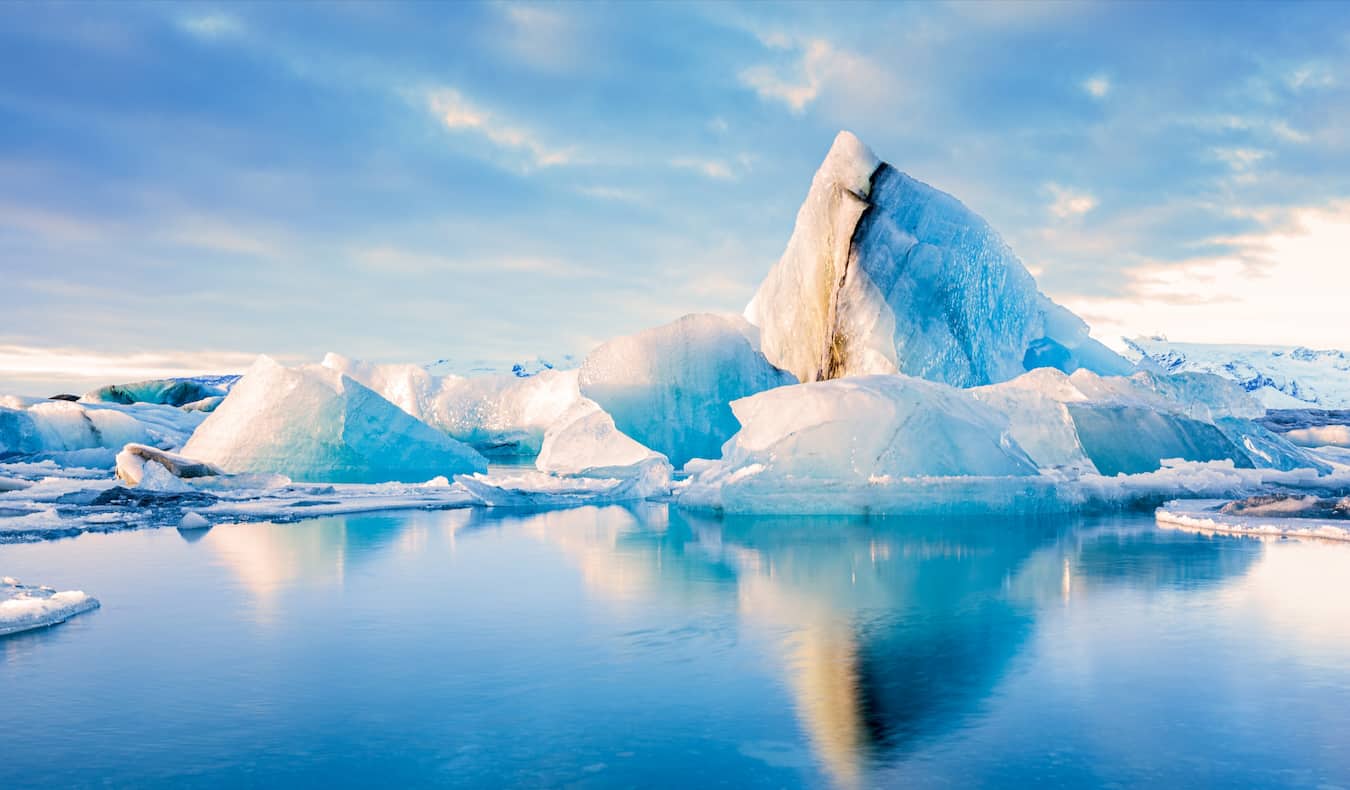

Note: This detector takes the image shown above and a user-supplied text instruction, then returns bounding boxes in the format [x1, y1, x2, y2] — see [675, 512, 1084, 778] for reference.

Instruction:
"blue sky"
[2, 1, 1348, 394]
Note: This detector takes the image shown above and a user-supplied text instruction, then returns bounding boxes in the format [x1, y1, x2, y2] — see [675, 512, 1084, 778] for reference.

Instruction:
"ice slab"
[577, 313, 795, 468]
[456, 459, 671, 508]
[1157, 498, 1350, 543]
[1, 577, 100, 637]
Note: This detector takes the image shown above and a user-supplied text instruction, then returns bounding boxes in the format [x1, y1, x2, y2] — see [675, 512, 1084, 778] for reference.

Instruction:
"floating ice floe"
[183, 356, 488, 483]
[1156, 497, 1350, 543]
[578, 313, 794, 468]
[746, 130, 1131, 387]
[456, 460, 670, 508]
[0, 577, 100, 637]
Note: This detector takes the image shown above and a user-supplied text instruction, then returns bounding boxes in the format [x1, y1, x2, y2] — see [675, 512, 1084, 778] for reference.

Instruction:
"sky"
[1, 1, 1348, 395]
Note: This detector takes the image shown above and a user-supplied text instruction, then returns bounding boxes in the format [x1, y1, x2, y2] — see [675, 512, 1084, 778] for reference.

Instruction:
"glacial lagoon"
[3, 506, 1349, 788]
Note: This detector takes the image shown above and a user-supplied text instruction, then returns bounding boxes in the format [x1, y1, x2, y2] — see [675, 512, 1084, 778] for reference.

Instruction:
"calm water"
[3, 505, 1349, 788]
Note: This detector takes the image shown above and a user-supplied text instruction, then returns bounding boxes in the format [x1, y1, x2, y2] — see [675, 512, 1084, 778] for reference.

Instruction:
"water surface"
[3, 505, 1349, 787]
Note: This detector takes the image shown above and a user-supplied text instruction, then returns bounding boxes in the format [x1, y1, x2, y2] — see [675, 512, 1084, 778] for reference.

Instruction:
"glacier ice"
[677, 365, 1339, 516]
[577, 313, 795, 468]
[322, 352, 581, 456]
[82, 375, 237, 409]
[1, 577, 100, 636]
[0, 397, 203, 465]
[535, 398, 668, 478]
[746, 130, 1132, 387]
[183, 356, 488, 483]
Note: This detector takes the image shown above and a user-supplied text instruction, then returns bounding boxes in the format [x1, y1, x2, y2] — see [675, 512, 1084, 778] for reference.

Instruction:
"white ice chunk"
[183, 356, 487, 483]
[578, 313, 795, 468]
[0, 578, 100, 636]
[115, 443, 221, 486]
[535, 398, 668, 477]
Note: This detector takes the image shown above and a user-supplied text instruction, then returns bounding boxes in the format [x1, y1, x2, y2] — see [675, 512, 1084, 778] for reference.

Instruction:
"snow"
[577, 313, 795, 468]
[1, 578, 100, 637]
[1125, 337, 1350, 408]
[183, 356, 488, 484]
[1157, 499, 1350, 543]
[323, 352, 582, 456]
[746, 130, 1132, 387]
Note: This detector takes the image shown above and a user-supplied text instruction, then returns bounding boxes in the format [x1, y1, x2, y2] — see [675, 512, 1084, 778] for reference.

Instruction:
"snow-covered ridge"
[1125, 337, 1350, 409]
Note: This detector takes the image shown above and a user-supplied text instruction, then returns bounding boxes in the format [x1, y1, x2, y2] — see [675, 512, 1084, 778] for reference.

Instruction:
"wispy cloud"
[179, 13, 243, 39]
[0, 344, 264, 391]
[1046, 184, 1097, 219]
[1082, 73, 1111, 99]
[739, 37, 883, 114]
[354, 246, 594, 277]
[426, 88, 577, 168]
[670, 156, 736, 180]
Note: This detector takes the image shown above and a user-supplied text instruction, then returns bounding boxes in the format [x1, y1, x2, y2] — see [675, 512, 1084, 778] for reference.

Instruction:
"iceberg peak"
[819, 130, 880, 199]
[746, 132, 1131, 387]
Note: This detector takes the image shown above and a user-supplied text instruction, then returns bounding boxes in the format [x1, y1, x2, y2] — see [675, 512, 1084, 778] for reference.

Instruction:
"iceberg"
[81, 375, 238, 409]
[322, 353, 581, 456]
[182, 356, 488, 483]
[679, 374, 1043, 513]
[1, 577, 100, 636]
[577, 313, 795, 468]
[535, 398, 668, 478]
[746, 131, 1132, 387]
[0, 397, 203, 465]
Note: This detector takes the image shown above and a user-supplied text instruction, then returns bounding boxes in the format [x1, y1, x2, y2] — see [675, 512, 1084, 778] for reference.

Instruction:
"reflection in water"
[204, 510, 476, 601]
[507, 507, 1260, 786]
[182, 504, 1265, 787]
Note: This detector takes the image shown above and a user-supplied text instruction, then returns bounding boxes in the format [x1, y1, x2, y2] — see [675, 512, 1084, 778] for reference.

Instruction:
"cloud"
[0, 344, 267, 395]
[1061, 202, 1350, 348]
[426, 88, 577, 168]
[179, 13, 243, 39]
[1213, 146, 1268, 171]
[354, 246, 594, 277]
[739, 37, 884, 114]
[670, 156, 736, 180]
[1046, 184, 1097, 219]
[1083, 74, 1111, 99]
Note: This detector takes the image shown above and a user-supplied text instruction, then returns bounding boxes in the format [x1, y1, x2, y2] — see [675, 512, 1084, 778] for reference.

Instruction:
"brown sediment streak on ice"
[819, 162, 885, 381]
